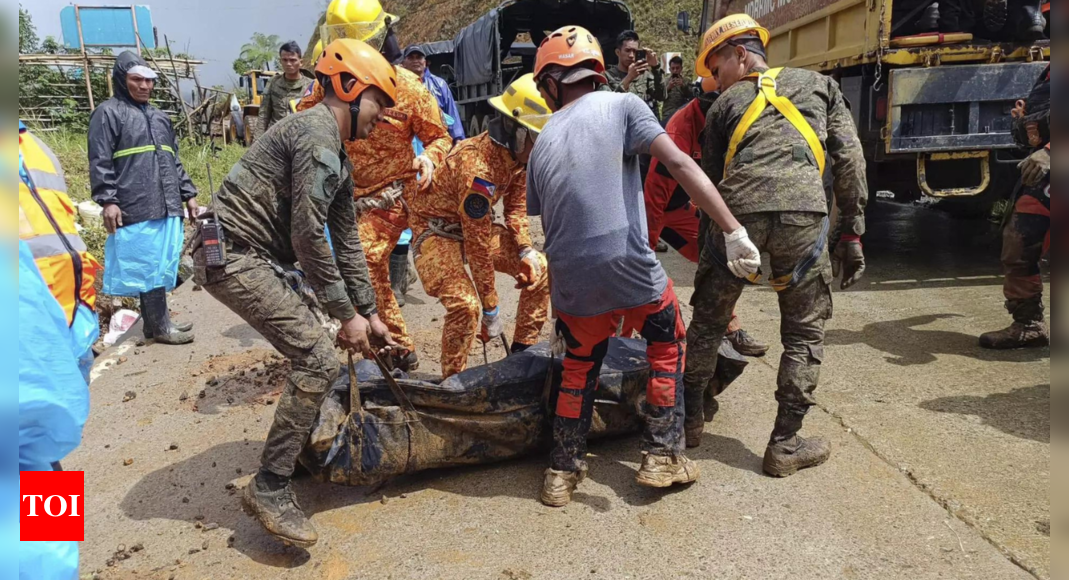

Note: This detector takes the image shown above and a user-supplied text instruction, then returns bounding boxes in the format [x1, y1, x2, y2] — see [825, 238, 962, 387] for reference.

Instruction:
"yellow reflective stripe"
[113, 145, 156, 159]
[724, 68, 826, 177]
[160, 145, 176, 155]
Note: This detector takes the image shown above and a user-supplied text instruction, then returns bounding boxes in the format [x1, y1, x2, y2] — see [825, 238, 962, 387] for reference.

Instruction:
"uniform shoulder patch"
[463, 177, 496, 220]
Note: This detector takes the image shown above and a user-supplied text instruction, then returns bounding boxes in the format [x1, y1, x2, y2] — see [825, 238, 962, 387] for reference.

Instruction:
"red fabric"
[662, 205, 701, 263]
[557, 280, 686, 418]
[645, 99, 706, 249]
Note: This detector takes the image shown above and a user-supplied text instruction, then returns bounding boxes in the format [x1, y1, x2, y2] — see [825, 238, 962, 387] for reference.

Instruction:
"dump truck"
[681, 0, 1050, 205]
[451, 0, 635, 137]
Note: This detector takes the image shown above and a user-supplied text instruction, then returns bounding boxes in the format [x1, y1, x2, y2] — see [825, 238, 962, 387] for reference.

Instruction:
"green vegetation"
[233, 33, 283, 75]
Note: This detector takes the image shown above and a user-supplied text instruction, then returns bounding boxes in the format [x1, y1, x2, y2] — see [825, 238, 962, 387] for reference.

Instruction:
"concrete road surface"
[73, 201, 1049, 580]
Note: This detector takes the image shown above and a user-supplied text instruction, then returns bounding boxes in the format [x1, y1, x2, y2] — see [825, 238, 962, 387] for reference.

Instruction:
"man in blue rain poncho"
[89, 51, 199, 345]
[19, 241, 90, 580]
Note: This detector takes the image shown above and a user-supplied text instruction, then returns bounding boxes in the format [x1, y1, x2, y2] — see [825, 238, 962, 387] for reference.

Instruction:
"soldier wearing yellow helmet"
[684, 14, 869, 478]
[407, 74, 551, 378]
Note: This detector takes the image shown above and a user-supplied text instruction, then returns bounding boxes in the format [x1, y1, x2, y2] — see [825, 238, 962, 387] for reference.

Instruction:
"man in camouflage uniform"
[605, 30, 666, 117]
[661, 56, 694, 125]
[299, 60, 452, 371]
[410, 75, 550, 378]
[980, 65, 1050, 349]
[258, 41, 314, 134]
[686, 15, 868, 477]
[194, 39, 399, 548]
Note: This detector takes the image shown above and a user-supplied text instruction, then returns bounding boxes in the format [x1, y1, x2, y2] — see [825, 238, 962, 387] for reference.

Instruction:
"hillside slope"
[316, 0, 706, 76]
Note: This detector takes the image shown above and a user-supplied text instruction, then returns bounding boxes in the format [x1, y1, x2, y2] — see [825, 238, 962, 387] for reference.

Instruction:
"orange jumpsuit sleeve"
[457, 174, 499, 313]
[502, 172, 533, 250]
[644, 159, 675, 251]
[410, 85, 453, 168]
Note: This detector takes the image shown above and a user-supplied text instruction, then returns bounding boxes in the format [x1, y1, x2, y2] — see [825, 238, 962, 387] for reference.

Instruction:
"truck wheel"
[984, 0, 1008, 32]
[468, 114, 484, 138]
[244, 115, 257, 147]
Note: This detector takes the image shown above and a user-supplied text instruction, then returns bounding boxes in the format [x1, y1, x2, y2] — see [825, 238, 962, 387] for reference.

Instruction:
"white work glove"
[517, 248, 547, 289]
[1018, 148, 1050, 187]
[480, 307, 504, 344]
[550, 317, 567, 357]
[724, 227, 761, 278]
[413, 155, 435, 190]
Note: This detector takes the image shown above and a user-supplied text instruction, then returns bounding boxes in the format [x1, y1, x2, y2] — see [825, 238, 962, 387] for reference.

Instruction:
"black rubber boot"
[243, 470, 318, 548]
[389, 251, 410, 308]
[1016, 0, 1047, 39]
[140, 288, 194, 345]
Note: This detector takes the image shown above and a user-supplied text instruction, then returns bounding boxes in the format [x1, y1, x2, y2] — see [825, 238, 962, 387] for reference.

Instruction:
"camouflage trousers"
[685, 212, 833, 446]
[1001, 194, 1050, 323]
[553, 280, 687, 472]
[412, 219, 550, 379]
[193, 245, 340, 478]
[359, 201, 414, 352]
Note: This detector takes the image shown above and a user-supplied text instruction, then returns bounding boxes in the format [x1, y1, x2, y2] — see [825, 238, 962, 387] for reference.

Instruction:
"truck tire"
[230, 111, 246, 146]
[468, 114, 484, 139]
[244, 114, 258, 147]
[984, 0, 1008, 32]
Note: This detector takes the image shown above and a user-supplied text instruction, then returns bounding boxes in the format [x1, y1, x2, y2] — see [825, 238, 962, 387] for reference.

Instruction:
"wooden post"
[131, 6, 142, 56]
[74, 6, 96, 111]
[165, 35, 195, 138]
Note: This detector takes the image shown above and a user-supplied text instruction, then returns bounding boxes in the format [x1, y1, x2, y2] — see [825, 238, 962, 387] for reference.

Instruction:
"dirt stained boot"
[243, 470, 318, 548]
[541, 462, 588, 508]
[389, 251, 411, 308]
[979, 321, 1049, 349]
[140, 288, 194, 345]
[763, 408, 831, 478]
[727, 329, 770, 358]
[1016, 0, 1048, 40]
[636, 452, 700, 488]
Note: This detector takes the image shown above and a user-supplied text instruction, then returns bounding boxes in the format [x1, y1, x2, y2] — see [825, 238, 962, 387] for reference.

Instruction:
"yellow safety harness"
[722, 68, 829, 291]
[724, 68, 826, 178]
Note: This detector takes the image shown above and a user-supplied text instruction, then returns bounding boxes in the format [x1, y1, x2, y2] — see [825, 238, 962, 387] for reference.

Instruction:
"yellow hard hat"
[695, 14, 771, 77]
[326, 0, 398, 42]
[488, 74, 553, 134]
[311, 40, 324, 65]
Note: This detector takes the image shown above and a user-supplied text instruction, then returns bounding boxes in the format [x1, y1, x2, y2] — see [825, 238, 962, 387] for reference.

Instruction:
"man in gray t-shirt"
[527, 25, 759, 509]
[527, 91, 668, 317]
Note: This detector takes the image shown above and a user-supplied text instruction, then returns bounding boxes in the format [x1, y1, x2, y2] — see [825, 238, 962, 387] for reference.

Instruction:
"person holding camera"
[605, 30, 666, 118]
[662, 55, 694, 124]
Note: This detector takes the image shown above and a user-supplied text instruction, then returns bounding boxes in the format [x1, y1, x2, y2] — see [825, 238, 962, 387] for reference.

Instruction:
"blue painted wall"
[60, 5, 156, 50]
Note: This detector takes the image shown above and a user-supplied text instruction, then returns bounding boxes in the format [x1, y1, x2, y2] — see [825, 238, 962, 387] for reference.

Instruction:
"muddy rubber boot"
[979, 321, 1050, 350]
[140, 288, 194, 345]
[541, 463, 588, 508]
[763, 436, 832, 478]
[636, 452, 700, 488]
[389, 253, 410, 308]
[983, 0, 1009, 32]
[243, 472, 318, 548]
[1017, 0, 1047, 39]
[727, 329, 770, 358]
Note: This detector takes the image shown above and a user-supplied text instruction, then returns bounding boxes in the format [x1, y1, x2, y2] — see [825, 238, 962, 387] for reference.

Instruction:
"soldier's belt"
[713, 216, 830, 292]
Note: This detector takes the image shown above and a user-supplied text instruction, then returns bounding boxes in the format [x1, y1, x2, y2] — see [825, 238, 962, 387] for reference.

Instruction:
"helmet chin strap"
[348, 93, 365, 143]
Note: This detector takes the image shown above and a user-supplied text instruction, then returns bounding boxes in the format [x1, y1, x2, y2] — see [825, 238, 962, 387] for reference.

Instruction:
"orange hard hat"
[534, 25, 607, 83]
[701, 76, 719, 94]
[696, 14, 771, 77]
[315, 38, 398, 107]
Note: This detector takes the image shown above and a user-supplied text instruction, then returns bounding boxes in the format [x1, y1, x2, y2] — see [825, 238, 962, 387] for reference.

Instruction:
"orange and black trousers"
[552, 280, 687, 472]
[1001, 188, 1050, 324]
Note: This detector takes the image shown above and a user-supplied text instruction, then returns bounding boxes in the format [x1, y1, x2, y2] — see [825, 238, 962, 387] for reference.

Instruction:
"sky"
[22, 0, 329, 89]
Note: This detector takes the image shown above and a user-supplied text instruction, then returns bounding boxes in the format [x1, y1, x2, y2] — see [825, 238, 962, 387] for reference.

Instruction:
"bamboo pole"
[74, 6, 96, 111]
[165, 35, 195, 138]
[131, 6, 142, 55]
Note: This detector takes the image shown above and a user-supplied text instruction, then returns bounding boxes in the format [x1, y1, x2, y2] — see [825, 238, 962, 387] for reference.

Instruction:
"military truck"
[681, 0, 1049, 205]
[450, 0, 635, 137]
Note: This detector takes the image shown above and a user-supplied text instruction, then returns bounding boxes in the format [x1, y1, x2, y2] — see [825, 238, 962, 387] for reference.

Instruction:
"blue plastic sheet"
[102, 216, 184, 296]
[18, 241, 87, 580]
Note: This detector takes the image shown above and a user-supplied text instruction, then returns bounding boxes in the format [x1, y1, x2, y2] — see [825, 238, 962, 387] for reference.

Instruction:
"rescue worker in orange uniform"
[645, 76, 769, 359]
[298, 0, 452, 371]
[409, 74, 551, 378]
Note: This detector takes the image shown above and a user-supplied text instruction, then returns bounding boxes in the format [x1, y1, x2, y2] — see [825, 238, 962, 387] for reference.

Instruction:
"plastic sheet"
[301, 338, 748, 486]
[102, 216, 184, 297]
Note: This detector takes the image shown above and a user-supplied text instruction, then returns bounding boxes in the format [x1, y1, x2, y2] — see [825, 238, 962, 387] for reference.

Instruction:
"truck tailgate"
[888, 61, 1048, 153]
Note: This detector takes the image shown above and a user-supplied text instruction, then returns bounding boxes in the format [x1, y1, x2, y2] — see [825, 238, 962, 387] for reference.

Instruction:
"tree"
[233, 33, 282, 75]
[20, 5, 39, 53]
